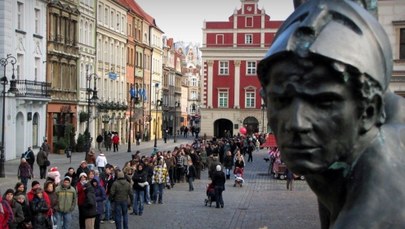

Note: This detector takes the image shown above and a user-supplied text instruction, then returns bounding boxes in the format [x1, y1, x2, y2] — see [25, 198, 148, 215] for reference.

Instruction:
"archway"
[243, 116, 259, 135]
[16, 112, 25, 157]
[213, 119, 233, 138]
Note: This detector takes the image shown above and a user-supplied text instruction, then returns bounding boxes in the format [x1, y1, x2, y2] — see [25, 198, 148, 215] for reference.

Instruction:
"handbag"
[44, 159, 50, 167]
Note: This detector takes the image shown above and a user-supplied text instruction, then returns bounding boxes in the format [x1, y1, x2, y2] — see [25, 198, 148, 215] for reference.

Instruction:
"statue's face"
[264, 60, 361, 175]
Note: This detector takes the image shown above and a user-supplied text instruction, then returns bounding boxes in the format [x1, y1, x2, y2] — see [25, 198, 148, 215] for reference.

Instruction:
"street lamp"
[85, 65, 99, 156]
[261, 103, 266, 133]
[128, 83, 140, 152]
[0, 54, 18, 178]
[153, 83, 162, 150]
[174, 101, 180, 143]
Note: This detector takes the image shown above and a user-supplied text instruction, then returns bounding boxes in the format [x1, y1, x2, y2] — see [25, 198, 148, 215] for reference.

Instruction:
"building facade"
[0, 0, 50, 159]
[200, 0, 283, 137]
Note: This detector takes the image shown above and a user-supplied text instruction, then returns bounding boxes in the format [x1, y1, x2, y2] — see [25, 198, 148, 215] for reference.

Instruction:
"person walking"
[55, 176, 77, 229]
[212, 165, 226, 208]
[223, 151, 234, 180]
[41, 140, 51, 154]
[109, 171, 133, 229]
[96, 134, 103, 151]
[151, 158, 170, 204]
[22, 147, 35, 175]
[185, 160, 196, 191]
[131, 163, 147, 216]
[95, 152, 108, 174]
[36, 147, 49, 179]
[112, 134, 120, 152]
[17, 158, 32, 191]
[286, 167, 294, 191]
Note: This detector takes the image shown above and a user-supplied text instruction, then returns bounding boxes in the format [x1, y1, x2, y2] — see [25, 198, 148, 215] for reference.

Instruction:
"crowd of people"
[3, 133, 267, 229]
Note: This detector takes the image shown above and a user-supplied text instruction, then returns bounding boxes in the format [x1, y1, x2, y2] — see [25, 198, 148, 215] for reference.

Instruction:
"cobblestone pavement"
[0, 138, 321, 229]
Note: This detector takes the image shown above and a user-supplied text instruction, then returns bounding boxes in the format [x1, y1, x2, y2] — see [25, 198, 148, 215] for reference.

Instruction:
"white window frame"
[245, 16, 253, 27]
[17, 2, 24, 30]
[35, 8, 40, 34]
[245, 91, 255, 108]
[219, 61, 229, 75]
[246, 61, 257, 75]
[34, 57, 40, 81]
[218, 90, 229, 108]
[245, 34, 253, 44]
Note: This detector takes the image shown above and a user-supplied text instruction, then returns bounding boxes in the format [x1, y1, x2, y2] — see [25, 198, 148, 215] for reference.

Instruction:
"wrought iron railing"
[14, 80, 51, 98]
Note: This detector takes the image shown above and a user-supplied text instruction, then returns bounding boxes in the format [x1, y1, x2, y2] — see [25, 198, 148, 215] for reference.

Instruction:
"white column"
[234, 60, 241, 108]
[207, 60, 214, 108]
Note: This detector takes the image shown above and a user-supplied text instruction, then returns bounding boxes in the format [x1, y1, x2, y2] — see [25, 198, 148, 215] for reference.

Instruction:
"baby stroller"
[233, 167, 244, 187]
[204, 183, 216, 207]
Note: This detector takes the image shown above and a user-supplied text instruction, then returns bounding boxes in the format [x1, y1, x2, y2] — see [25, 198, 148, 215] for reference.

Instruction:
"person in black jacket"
[211, 165, 226, 208]
[29, 188, 50, 229]
[223, 151, 234, 179]
[185, 160, 196, 191]
[131, 163, 148, 216]
[82, 182, 98, 228]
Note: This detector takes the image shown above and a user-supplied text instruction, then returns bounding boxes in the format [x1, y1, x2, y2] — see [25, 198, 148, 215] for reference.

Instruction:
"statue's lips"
[282, 145, 321, 156]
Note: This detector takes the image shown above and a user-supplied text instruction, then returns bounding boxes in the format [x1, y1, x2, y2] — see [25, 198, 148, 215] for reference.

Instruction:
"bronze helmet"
[258, 0, 392, 91]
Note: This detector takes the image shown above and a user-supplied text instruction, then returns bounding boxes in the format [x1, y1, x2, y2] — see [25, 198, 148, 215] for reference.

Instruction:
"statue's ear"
[359, 95, 382, 134]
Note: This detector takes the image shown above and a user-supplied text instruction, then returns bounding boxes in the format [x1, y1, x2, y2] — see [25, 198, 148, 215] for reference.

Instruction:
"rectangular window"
[246, 61, 257, 75]
[218, 91, 228, 108]
[17, 54, 23, 80]
[400, 28, 405, 60]
[104, 8, 108, 24]
[34, 57, 40, 81]
[219, 61, 229, 75]
[98, 4, 102, 22]
[110, 11, 114, 28]
[245, 92, 255, 108]
[246, 17, 253, 27]
[216, 34, 224, 45]
[17, 2, 23, 30]
[35, 9, 40, 34]
[245, 34, 253, 44]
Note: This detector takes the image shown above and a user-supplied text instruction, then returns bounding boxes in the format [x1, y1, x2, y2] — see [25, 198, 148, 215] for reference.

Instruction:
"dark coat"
[212, 171, 226, 189]
[185, 165, 196, 179]
[36, 150, 48, 167]
[223, 155, 234, 169]
[91, 179, 106, 215]
[132, 169, 148, 191]
[8, 199, 24, 229]
[29, 197, 50, 229]
[81, 184, 98, 219]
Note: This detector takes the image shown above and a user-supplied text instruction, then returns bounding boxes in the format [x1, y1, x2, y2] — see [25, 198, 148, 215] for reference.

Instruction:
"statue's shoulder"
[384, 91, 405, 125]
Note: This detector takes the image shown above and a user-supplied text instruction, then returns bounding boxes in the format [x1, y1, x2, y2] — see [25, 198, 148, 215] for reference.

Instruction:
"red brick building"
[200, 0, 283, 137]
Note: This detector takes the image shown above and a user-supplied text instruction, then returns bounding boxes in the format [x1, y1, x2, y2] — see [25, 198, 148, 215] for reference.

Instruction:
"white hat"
[79, 173, 87, 178]
[216, 165, 222, 171]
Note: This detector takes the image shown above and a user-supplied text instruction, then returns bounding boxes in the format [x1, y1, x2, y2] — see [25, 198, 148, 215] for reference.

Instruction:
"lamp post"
[85, 65, 99, 156]
[0, 54, 18, 178]
[174, 101, 180, 143]
[153, 83, 161, 150]
[261, 104, 266, 133]
[127, 84, 140, 152]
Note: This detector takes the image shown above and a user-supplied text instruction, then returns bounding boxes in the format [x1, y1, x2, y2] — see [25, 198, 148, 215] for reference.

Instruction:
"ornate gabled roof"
[118, 0, 163, 32]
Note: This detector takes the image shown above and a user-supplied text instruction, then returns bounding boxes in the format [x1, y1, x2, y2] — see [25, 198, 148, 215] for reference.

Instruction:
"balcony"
[15, 80, 51, 98]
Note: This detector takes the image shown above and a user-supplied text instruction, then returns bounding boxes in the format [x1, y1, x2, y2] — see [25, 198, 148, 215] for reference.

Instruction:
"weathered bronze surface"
[259, 0, 405, 228]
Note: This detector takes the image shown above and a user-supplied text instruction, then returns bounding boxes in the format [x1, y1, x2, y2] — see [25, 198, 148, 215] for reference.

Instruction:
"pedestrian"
[164, 151, 176, 188]
[212, 165, 226, 208]
[185, 160, 196, 191]
[17, 158, 32, 191]
[86, 149, 96, 171]
[14, 182, 26, 198]
[41, 140, 51, 154]
[109, 171, 133, 229]
[21, 147, 35, 175]
[95, 152, 108, 174]
[76, 161, 90, 180]
[55, 176, 76, 229]
[14, 193, 31, 229]
[82, 182, 98, 229]
[64, 167, 78, 188]
[29, 188, 51, 229]
[131, 163, 147, 216]
[96, 134, 103, 151]
[223, 151, 234, 179]
[46, 167, 61, 187]
[99, 164, 115, 224]
[44, 181, 57, 228]
[142, 159, 153, 205]
[36, 147, 49, 179]
[286, 167, 294, 191]
[0, 194, 14, 229]
[3, 189, 24, 229]
[91, 178, 106, 229]
[151, 158, 170, 204]
[112, 134, 119, 152]
[104, 133, 112, 152]
[76, 172, 88, 229]
[163, 128, 168, 143]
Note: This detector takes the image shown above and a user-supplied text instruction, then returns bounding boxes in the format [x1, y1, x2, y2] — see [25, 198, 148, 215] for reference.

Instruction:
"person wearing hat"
[258, 0, 405, 227]
[76, 172, 88, 229]
[54, 176, 76, 229]
[29, 187, 50, 229]
[109, 171, 132, 229]
[211, 164, 226, 208]
[14, 193, 31, 229]
[3, 189, 24, 229]
[26, 180, 51, 217]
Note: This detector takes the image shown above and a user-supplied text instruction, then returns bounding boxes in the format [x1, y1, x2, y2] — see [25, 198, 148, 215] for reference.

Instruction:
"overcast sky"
[135, 0, 295, 44]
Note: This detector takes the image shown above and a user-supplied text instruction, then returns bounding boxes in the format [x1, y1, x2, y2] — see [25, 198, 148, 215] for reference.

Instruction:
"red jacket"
[76, 182, 86, 206]
[0, 197, 13, 229]
[112, 135, 119, 144]
[27, 189, 52, 216]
